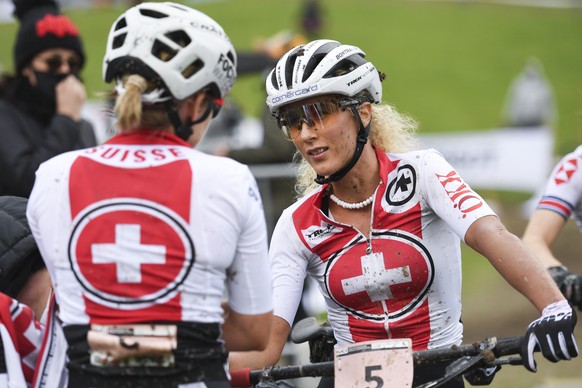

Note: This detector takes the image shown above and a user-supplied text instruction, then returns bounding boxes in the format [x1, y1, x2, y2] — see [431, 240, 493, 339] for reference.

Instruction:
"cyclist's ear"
[357, 102, 372, 127]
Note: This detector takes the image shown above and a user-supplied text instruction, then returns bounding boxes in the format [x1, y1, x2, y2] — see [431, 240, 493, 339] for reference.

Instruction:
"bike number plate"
[334, 338, 413, 387]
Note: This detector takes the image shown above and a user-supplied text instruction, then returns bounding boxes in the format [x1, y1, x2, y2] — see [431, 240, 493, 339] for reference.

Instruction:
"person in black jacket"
[0, 195, 53, 386]
[0, 0, 97, 197]
[0, 195, 50, 319]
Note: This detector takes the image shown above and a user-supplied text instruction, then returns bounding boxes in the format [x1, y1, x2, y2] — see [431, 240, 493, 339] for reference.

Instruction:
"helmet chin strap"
[165, 99, 222, 141]
[315, 107, 370, 185]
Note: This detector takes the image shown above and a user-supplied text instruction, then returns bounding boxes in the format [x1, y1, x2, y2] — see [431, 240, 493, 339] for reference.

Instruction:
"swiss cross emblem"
[554, 157, 578, 185]
[325, 232, 434, 320]
[68, 200, 194, 306]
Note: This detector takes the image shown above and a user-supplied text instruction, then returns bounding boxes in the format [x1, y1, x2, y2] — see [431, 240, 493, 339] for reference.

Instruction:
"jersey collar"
[105, 129, 191, 147]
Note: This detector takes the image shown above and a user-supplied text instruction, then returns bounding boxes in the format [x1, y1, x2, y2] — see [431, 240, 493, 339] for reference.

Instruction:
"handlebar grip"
[230, 368, 252, 387]
[493, 336, 524, 357]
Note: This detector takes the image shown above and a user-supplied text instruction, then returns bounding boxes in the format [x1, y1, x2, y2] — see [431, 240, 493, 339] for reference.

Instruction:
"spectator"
[501, 57, 557, 128]
[0, 0, 96, 198]
[299, 0, 324, 39]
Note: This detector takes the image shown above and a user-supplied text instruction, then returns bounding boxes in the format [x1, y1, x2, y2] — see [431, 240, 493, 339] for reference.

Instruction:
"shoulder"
[385, 148, 447, 170]
[37, 148, 93, 176]
[193, 152, 253, 179]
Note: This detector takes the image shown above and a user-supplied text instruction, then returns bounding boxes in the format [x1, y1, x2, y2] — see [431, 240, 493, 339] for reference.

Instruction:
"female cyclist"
[230, 39, 577, 387]
[27, 3, 273, 387]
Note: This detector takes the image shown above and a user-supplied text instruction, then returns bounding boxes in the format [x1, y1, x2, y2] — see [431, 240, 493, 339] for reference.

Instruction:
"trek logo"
[554, 157, 578, 185]
[435, 170, 483, 217]
[347, 75, 362, 87]
[302, 222, 342, 248]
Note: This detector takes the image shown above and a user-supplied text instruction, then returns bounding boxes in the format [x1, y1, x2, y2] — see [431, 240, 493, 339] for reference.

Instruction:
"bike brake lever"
[416, 354, 485, 388]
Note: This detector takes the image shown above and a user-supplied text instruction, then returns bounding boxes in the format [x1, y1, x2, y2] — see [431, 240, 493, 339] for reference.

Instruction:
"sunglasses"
[277, 98, 358, 141]
[42, 55, 82, 74]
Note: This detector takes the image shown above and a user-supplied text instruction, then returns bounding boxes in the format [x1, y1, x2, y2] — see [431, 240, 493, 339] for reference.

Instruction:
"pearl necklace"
[329, 192, 374, 210]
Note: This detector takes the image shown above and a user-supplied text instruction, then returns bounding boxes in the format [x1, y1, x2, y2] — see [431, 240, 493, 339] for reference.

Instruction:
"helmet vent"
[152, 40, 177, 62]
[226, 51, 236, 66]
[302, 42, 340, 82]
[112, 33, 127, 49]
[284, 52, 299, 88]
[182, 59, 204, 79]
[114, 17, 127, 31]
[324, 53, 366, 79]
[166, 30, 191, 47]
[270, 69, 278, 90]
[139, 8, 169, 19]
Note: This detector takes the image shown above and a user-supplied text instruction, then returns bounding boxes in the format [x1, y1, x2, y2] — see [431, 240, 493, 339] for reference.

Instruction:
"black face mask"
[17, 71, 71, 124]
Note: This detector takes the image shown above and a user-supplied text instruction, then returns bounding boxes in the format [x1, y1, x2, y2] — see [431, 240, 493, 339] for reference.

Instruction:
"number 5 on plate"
[334, 339, 413, 387]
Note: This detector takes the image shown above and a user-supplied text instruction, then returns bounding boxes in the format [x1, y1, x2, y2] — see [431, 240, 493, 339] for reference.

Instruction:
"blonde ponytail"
[114, 75, 148, 131]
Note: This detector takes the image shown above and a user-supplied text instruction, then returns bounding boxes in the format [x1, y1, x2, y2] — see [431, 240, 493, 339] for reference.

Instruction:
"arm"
[0, 103, 94, 197]
[465, 215, 563, 312]
[465, 215, 578, 371]
[221, 303, 273, 352]
[223, 168, 273, 352]
[523, 209, 582, 310]
[229, 315, 291, 370]
[522, 209, 567, 268]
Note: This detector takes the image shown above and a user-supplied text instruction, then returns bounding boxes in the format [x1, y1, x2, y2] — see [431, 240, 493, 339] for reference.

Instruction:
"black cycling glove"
[521, 300, 579, 372]
[548, 266, 582, 310]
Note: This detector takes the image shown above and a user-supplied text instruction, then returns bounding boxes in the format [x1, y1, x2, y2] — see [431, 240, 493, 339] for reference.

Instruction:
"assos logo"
[435, 170, 483, 218]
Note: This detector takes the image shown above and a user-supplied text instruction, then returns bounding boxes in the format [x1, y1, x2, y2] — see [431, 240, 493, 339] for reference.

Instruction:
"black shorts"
[63, 322, 229, 388]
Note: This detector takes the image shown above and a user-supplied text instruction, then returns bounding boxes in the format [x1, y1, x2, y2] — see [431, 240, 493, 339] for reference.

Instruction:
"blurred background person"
[501, 56, 557, 129]
[299, 0, 325, 40]
[0, 0, 96, 198]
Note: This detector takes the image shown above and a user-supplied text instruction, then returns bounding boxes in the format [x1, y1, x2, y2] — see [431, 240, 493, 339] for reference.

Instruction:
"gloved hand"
[464, 365, 501, 385]
[548, 266, 582, 310]
[521, 300, 579, 372]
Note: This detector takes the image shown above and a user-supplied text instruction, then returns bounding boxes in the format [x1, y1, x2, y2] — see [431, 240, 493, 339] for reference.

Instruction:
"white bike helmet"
[103, 2, 236, 102]
[266, 39, 382, 116]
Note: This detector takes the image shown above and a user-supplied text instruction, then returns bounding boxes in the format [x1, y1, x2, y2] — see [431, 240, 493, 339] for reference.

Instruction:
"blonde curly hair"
[294, 103, 418, 197]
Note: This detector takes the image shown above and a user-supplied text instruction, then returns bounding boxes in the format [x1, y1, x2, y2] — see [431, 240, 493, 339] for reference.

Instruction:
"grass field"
[1, 0, 581, 154]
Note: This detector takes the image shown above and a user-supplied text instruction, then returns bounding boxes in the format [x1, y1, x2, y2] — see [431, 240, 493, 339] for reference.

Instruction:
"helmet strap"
[165, 99, 220, 142]
[315, 107, 370, 185]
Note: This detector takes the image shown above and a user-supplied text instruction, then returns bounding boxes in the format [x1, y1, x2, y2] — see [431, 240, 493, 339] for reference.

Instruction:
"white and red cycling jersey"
[536, 145, 582, 231]
[27, 130, 272, 327]
[270, 148, 495, 351]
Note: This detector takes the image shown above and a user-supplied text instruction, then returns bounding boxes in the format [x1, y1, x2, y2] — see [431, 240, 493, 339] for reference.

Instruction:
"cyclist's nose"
[298, 118, 318, 140]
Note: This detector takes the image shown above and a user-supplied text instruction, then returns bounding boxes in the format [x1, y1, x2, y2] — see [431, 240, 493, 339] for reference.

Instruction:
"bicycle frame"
[230, 336, 526, 388]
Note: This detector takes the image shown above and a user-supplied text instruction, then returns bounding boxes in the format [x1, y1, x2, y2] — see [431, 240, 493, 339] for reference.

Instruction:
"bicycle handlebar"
[230, 336, 525, 387]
